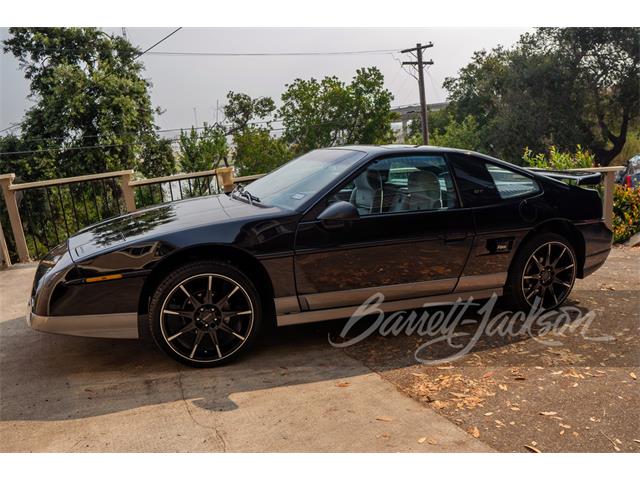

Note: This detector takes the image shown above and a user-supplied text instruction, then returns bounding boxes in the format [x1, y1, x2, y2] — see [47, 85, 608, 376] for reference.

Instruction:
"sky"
[0, 27, 527, 134]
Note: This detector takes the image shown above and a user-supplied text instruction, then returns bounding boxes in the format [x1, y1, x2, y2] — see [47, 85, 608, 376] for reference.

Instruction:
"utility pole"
[402, 42, 434, 145]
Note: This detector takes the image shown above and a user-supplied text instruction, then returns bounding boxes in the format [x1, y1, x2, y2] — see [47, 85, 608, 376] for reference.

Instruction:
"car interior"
[331, 156, 458, 215]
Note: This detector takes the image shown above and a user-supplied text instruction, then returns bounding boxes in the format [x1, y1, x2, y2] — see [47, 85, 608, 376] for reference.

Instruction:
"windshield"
[240, 148, 366, 210]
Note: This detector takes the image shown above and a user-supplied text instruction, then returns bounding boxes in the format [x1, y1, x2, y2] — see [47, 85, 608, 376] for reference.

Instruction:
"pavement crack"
[175, 365, 228, 452]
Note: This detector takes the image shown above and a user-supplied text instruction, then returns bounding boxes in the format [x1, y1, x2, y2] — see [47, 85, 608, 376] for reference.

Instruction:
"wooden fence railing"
[0, 166, 267, 267]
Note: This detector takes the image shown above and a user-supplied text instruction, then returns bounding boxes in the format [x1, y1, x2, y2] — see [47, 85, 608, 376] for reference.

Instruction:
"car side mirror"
[317, 201, 360, 227]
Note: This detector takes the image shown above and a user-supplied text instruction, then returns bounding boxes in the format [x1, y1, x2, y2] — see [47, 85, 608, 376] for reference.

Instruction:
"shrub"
[612, 184, 640, 243]
[523, 145, 595, 170]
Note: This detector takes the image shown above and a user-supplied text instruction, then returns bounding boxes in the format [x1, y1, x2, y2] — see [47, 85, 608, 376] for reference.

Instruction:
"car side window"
[448, 153, 540, 207]
[448, 153, 501, 207]
[328, 155, 458, 215]
[486, 164, 540, 199]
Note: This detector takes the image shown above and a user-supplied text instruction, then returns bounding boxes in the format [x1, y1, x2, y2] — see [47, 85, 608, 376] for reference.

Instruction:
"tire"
[148, 260, 262, 367]
[505, 232, 577, 311]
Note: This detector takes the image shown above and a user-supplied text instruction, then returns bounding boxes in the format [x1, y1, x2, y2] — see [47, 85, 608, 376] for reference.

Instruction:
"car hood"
[67, 194, 278, 260]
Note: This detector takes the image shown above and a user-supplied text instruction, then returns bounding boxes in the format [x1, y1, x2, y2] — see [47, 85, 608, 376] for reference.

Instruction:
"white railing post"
[216, 167, 234, 193]
[601, 170, 616, 230]
[119, 170, 137, 212]
[0, 218, 11, 268]
[0, 174, 30, 263]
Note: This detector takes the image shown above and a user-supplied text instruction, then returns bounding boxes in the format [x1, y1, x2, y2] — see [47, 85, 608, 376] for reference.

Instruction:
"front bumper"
[26, 300, 139, 339]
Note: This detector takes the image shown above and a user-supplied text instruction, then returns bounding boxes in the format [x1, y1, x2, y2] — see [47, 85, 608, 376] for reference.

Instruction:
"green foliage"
[178, 124, 228, 172]
[405, 108, 449, 144]
[279, 67, 395, 153]
[444, 28, 640, 166]
[223, 92, 276, 134]
[426, 115, 483, 151]
[612, 184, 640, 243]
[139, 137, 176, 178]
[523, 145, 595, 170]
[2, 28, 172, 180]
[232, 127, 293, 176]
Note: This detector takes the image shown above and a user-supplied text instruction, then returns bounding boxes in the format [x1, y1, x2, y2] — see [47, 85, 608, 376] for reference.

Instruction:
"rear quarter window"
[447, 153, 539, 206]
[486, 164, 540, 199]
[447, 153, 501, 207]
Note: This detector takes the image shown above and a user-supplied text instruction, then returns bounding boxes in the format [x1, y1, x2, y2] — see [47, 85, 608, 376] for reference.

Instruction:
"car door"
[293, 153, 475, 311]
[445, 152, 544, 291]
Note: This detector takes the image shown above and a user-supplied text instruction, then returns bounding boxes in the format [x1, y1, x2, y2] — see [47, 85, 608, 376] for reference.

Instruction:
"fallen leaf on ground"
[524, 445, 542, 453]
[418, 437, 427, 444]
[630, 372, 637, 380]
[484, 412, 494, 416]
[498, 384, 508, 391]
[451, 392, 468, 398]
[633, 439, 640, 444]
[376, 416, 394, 422]
[600, 431, 621, 452]
[336, 381, 351, 387]
[467, 426, 480, 438]
[482, 371, 494, 378]
[539, 411, 558, 416]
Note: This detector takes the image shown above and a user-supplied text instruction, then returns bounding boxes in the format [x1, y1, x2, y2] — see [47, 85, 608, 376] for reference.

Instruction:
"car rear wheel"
[148, 260, 262, 367]
[506, 233, 577, 311]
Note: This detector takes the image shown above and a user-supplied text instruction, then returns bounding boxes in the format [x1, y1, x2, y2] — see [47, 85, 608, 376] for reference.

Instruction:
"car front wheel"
[148, 260, 262, 367]
[506, 233, 577, 311]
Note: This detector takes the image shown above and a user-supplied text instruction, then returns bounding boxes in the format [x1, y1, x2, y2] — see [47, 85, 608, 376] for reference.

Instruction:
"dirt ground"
[338, 246, 640, 452]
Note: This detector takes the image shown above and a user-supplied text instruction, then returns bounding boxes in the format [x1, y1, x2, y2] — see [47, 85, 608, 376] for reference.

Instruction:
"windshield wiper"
[231, 184, 260, 205]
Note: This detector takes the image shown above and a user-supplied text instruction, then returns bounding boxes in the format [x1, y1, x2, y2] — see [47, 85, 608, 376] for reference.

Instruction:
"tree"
[223, 91, 276, 135]
[232, 126, 292, 176]
[178, 124, 228, 172]
[140, 137, 176, 178]
[2, 27, 171, 180]
[279, 67, 395, 153]
[444, 28, 639, 165]
[428, 115, 483, 151]
[406, 108, 450, 143]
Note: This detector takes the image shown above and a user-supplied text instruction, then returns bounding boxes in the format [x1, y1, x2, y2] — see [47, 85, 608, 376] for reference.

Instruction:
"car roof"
[327, 144, 538, 177]
[328, 144, 479, 155]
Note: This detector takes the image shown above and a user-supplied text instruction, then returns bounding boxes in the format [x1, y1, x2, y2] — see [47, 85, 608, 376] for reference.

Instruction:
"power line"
[0, 123, 22, 134]
[143, 48, 401, 57]
[134, 27, 182, 59]
[20, 46, 402, 57]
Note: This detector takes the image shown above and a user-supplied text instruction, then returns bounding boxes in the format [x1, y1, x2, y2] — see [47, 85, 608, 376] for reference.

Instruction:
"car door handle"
[439, 232, 468, 243]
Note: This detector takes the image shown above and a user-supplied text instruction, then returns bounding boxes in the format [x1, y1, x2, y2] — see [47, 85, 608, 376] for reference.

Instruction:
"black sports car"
[27, 146, 612, 366]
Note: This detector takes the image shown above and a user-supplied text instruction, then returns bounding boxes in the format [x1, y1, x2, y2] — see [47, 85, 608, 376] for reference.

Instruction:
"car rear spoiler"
[527, 168, 602, 186]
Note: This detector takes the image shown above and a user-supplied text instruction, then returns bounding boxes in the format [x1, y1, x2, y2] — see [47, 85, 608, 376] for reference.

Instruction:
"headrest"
[355, 166, 388, 190]
[408, 170, 440, 193]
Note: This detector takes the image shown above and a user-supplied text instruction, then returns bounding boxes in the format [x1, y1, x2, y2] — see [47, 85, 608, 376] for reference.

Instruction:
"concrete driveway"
[0, 264, 491, 452]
